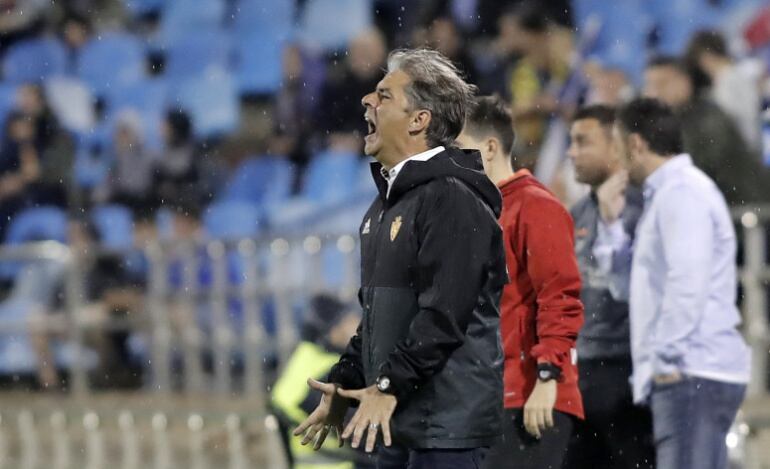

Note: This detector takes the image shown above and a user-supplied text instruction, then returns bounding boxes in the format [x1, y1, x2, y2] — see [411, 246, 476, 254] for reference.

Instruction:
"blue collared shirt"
[630, 154, 750, 403]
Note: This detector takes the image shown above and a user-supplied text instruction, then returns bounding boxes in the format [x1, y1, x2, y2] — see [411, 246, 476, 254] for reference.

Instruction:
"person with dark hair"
[615, 98, 750, 469]
[481, 2, 572, 168]
[685, 30, 763, 148]
[563, 105, 654, 469]
[455, 95, 584, 469]
[643, 56, 766, 204]
[0, 110, 41, 238]
[294, 49, 507, 469]
[152, 109, 200, 208]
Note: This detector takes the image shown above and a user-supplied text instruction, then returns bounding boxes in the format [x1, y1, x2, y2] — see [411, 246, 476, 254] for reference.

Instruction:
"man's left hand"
[338, 385, 397, 453]
[523, 379, 557, 439]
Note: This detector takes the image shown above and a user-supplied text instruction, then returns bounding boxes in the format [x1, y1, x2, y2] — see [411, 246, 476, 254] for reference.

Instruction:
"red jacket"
[497, 170, 584, 419]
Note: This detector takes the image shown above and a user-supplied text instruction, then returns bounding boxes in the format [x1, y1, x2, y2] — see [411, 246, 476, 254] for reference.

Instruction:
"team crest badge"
[362, 218, 371, 235]
[390, 216, 402, 241]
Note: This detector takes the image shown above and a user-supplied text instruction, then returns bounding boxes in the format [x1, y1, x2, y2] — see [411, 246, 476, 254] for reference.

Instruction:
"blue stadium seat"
[2, 37, 67, 84]
[72, 125, 114, 189]
[173, 68, 239, 139]
[105, 78, 167, 149]
[233, 0, 295, 39]
[234, 31, 284, 96]
[164, 30, 232, 84]
[648, 0, 721, 55]
[5, 207, 68, 245]
[203, 201, 261, 240]
[302, 149, 360, 202]
[0, 83, 17, 141]
[297, 0, 372, 51]
[77, 33, 146, 97]
[159, 0, 226, 47]
[92, 204, 134, 249]
[219, 156, 294, 206]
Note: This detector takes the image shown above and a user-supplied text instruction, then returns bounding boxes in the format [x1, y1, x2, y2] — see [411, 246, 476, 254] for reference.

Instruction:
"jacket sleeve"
[377, 179, 501, 401]
[327, 322, 366, 390]
[518, 195, 584, 370]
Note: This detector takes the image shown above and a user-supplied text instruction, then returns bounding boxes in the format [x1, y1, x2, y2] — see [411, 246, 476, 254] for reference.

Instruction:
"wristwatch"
[376, 375, 393, 394]
[537, 363, 562, 382]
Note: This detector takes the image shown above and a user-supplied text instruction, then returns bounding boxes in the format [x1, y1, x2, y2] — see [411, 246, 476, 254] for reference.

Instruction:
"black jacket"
[328, 147, 507, 449]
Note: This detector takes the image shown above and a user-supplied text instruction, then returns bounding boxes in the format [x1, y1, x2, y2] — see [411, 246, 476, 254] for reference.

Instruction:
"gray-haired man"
[293, 49, 508, 469]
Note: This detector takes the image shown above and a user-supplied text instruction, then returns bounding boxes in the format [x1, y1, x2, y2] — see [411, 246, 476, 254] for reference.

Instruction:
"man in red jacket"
[456, 96, 584, 469]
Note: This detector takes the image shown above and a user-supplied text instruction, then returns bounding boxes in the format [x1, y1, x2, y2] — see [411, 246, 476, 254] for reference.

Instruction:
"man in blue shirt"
[614, 98, 750, 469]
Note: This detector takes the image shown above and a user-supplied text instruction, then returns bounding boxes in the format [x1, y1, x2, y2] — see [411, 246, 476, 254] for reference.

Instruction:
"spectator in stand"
[414, 16, 479, 85]
[0, 0, 49, 54]
[582, 60, 635, 107]
[15, 83, 73, 207]
[0, 111, 41, 238]
[94, 109, 157, 212]
[273, 44, 319, 171]
[563, 105, 655, 469]
[616, 98, 750, 469]
[643, 56, 766, 204]
[487, 3, 572, 169]
[31, 218, 145, 390]
[152, 109, 200, 207]
[315, 27, 387, 152]
[58, 12, 92, 71]
[685, 30, 764, 150]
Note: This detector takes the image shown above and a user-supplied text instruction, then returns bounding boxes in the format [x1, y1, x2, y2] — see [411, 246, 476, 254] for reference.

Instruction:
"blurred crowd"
[0, 0, 769, 390]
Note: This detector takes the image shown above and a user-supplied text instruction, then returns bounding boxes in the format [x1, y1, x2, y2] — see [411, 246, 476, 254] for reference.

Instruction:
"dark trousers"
[376, 444, 487, 469]
[651, 376, 745, 469]
[563, 357, 656, 469]
[482, 408, 574, 469]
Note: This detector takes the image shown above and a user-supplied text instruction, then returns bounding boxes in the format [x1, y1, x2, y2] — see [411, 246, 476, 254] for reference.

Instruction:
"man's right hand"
[596, 170, 628, 224]
[293, 378, 350, 450]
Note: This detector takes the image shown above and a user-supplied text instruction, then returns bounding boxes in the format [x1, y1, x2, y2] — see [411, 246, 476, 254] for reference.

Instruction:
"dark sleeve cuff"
[327, 360, 366, 391]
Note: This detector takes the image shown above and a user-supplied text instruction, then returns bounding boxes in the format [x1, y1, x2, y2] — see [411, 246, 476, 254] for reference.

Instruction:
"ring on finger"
[369, 423, 379, 430]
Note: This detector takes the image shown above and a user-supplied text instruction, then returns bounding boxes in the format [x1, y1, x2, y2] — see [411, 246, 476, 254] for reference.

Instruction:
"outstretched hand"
[338, 385, 397, 453]
[293, 378, 349, 450]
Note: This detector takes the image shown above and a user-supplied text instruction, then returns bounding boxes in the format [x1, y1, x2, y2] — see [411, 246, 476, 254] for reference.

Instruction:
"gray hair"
[387, 48, 477, 148]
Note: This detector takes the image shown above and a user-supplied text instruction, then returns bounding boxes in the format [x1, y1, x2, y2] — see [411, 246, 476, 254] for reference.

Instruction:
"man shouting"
[294, 48, 508, 469]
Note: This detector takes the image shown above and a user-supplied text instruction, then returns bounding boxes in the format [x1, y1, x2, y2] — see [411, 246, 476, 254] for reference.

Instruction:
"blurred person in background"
[152, 109, 200, 208]
[643, 56, 765, 204]
[0, 0, 49, 54]
[582, 60, 635, 107]
[488, 3, 572, 169]
[616, 98, 750, 469]
[30, 218, 145, 391]
[685, 30, 763, 150]
[0, 111, 41, 239]
[455, 95, 584, 469]
[563, 105, 654, 469]
[16, 83, 73, 208]
[273, 44, 320, 174]
[271, 294, 374, 469]
[295, 49, 506, 469]
[412, 16, 479, 85]
[94, 109, 158, 213]
[316, 28, 387, 153]
[58, 12, 93, 70]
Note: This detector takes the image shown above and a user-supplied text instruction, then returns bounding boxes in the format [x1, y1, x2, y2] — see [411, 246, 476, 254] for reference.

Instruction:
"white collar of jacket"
[381, 146, 445, 198]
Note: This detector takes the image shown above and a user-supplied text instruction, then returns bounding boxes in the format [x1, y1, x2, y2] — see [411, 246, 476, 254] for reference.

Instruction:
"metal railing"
[0, 206, 766, 467]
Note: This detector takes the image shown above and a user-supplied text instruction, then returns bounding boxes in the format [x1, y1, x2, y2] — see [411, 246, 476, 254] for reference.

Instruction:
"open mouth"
[365, 115, 376, 136]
